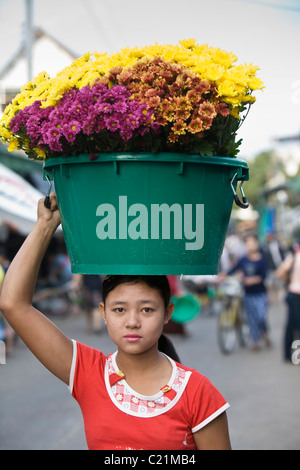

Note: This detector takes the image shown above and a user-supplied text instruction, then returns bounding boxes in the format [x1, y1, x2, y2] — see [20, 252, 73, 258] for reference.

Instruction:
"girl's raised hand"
[37, 192, 61, 229]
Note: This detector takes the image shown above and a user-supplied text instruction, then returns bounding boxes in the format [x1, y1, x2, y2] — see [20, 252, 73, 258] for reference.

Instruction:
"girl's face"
[99, 281, 174, 356]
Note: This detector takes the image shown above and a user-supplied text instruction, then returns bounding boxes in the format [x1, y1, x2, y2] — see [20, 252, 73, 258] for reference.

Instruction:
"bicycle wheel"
[217, 304, 238, 354]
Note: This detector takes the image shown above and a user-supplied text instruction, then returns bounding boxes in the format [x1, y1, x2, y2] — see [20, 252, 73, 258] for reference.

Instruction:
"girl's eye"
[142, 307, 154, 313]
[114, 307, 125, 313]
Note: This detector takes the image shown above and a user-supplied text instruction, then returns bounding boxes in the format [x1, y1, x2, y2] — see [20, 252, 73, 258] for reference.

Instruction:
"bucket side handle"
[230, 172, 249, 209]
[43, 167, 53, 209]
[44, 174, 53, 209]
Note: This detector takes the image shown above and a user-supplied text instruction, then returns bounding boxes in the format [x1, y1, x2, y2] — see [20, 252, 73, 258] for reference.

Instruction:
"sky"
[0, 0, 299, 161]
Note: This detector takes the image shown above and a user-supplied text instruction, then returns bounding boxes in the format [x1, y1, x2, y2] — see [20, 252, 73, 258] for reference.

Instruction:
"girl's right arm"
[0, 193, 73, 384]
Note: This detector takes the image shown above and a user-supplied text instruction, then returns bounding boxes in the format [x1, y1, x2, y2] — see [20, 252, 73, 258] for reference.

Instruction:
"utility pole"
[25, 0, 34, 82]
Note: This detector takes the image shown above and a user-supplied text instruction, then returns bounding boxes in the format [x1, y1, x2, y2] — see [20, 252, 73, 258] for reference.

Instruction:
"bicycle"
[216, 277, 250, 355]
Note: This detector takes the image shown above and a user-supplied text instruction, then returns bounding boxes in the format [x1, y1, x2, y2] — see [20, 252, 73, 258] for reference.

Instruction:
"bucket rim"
[43, 152, 248, 171]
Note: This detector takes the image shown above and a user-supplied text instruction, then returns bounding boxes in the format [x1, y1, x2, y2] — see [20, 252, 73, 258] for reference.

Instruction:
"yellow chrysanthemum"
[33, 147, 46, 160]
[7, 136, 19, 152]
[248, 76, 264, 91]
[209, 47, 237, 68]
[202, 63, 225, 82]
[0, 38, 263, 152]
[179, 38, 197, 49]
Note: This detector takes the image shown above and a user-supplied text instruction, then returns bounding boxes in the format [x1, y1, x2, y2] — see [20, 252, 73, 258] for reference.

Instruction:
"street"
[0, 297, 299, 450]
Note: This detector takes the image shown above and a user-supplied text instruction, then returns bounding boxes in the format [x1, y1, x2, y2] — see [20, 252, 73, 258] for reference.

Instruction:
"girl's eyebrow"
[110, 299, 158, 306]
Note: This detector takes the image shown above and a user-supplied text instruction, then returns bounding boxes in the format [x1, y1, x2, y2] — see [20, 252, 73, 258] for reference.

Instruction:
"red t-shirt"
[69, 340, 229, 450]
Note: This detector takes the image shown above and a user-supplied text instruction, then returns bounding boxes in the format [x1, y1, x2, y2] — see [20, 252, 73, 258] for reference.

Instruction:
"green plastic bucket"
[171, 294, 201, 324]
[43, 152, 249, 275]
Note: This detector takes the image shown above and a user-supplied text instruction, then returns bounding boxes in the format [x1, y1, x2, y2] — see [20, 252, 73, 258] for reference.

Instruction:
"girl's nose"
[125, 311, 141, 328]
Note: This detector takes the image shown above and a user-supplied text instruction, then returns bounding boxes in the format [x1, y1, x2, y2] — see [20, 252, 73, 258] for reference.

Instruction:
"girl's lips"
[124, 334, 142, 342]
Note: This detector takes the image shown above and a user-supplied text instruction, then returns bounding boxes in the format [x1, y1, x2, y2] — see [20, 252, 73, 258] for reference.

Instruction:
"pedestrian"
[228, 234, 271, 351]
[0, 263, 5, 342]
[263, 232, 286, 302]
[46, 242, 72, 287]
[0, 193, 231, 450]
[163, 275, 187, 335]
[71, 274, 104, 333]
[276, 241, 300, 363]
[0, 247, 15, 356]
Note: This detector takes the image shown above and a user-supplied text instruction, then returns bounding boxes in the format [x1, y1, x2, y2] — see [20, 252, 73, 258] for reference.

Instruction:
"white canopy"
[0, 163, 43, 235]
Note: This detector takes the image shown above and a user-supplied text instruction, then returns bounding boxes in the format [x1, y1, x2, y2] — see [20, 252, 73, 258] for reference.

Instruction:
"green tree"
[245, 150, 284, 207]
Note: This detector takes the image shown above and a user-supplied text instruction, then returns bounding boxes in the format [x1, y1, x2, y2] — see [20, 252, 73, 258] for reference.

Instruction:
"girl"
[0, 193, 231, 450]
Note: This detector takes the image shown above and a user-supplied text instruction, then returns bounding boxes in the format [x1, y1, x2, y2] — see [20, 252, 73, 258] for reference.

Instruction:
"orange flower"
[147, 96, 161, 108]
[188, 118, 203, 134]
[175, 97, 192, 112]
[175, 108, 191, 121]
[168, 131, 179, 143]
[198, 101, 217, 119]
[172, 119, 187, 135]
[186, 89, 201, 105]
[161, 103, 175, 122]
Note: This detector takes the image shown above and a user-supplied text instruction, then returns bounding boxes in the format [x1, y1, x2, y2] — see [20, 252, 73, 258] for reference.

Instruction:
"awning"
[0, 163, 44, 235]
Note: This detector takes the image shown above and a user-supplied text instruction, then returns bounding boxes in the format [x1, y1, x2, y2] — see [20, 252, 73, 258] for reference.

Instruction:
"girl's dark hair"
[102, 275, 180, 362]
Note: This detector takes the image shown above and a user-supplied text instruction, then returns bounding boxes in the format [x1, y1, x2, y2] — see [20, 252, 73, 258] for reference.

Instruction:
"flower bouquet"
[0, 39, 263, 160]
[0, 40, 263, 275]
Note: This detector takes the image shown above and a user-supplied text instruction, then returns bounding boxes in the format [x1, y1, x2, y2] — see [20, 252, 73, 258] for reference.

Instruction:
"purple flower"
[49, 108, 65, 121]
[82, 113, 97, 135]
[120, 127, 133, 141]
[10, 111, 25, 133]
[105, 116, 120, 131]
[26, 116, 42, 142]
[103, 85, 130, 103]
[112, 101, 128, 114]
[59, 89, 77, 106]
[125, 114, 140, 130]
[69, 102, 84, 119]
[112, 84, 131, 99]
[28, 100, 42, 114]
[77, 85, 95, 106]
[9, 81, 154, 155]
[42, 122, 63, 151]
[92, 83, 107, 97]
[151, 122, 161, 134]
[96, 102, 112, 114]
[62, 120, 81, 142]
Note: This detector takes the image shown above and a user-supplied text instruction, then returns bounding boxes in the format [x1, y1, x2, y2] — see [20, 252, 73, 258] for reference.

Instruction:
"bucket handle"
[231, 173, 249, 209]
[44, 174, 52, 209]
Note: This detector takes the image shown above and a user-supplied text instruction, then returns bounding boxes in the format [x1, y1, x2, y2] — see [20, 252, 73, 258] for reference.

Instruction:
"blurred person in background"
[276, 236, 300, 363]
[163, 275, 187, 336]
[227, 234, 271, 351]
[71, 274, 104, 333]
[46, 241, 72, 287]
[0, 263, 5, 342]
[0, 246, 15, 356]
[263, 232, 286, 303]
